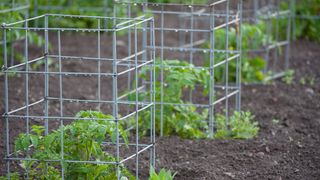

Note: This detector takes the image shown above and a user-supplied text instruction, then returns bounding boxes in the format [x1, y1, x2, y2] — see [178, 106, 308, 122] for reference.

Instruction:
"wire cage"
[241, 0, 293, 81]
[115, 0, 243, 138]
[0, 0, 30, 68]
[1, 14, 155, 179]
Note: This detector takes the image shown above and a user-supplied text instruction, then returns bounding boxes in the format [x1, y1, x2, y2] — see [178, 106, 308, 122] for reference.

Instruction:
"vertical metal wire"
[151, 18, 156, 167]
[127, 0, 132, 119]
[292, 0, 296, 40]
[264, 1, 272, 75]
[272, 1, 280, 74]
[134, 23, 139, 180]
[285, 0, 292, 71]
[34, 0, 39, 27]
[112, 26, 120, 180]
[225, 0, 230, 127]
[208, 4, 215, 138]
[2, 24, 11, 180]
[24, 19, 30, 179]
[44, 15, 49, 135]
[160, 5, 164, 137]
[236, 0, 243, 111]
[58, 30, 65, 179]
[142, 3, 147, 64]
[254, 0, 258, 23]
[97, 19, 101, 110]
[148, 19, 154, 168]
[188, 4, 194, 103]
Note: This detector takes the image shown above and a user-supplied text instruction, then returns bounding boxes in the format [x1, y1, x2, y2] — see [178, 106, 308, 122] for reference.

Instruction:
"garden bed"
[1, 33, 320, 179]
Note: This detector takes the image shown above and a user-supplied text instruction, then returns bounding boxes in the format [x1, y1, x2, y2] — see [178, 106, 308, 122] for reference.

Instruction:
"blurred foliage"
[0, 0, 46, 70]
[293, 0, 320, 41]
[203, 22, 272, 83]
[281, 0, 320, 41]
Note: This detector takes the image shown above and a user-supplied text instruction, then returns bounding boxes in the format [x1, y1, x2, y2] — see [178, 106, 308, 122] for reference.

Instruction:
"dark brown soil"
[153, 40, 320, 180]
[1, 30, 320, 180]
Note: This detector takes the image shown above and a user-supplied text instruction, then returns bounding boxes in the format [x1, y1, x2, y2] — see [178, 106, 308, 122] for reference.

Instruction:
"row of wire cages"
[2, 13, 156, 179]
[113, 0, 243, 138]
[0, 0, 30, 69]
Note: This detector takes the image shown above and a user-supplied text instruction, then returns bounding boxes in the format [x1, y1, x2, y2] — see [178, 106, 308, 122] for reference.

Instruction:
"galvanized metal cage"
[1, 14, 155, 179]
[116, 0, 243, 137]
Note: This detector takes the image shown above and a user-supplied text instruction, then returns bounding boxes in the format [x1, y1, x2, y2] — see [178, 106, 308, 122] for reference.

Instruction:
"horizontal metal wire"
[263, 71, 286, 82]
[5, 60, 153, 76]
[8, 144, 153, 166]
[6, 98, 44, 115]
[6, 56, 45, 71]
[212, 89, 239, 106]
[6, 157, 118, 165]
[116, 1, 217, 7]
[267, 40, 289, 50]
[3, 14, 154, 32]
[5, 104, 152, 122]
[119, 144, 154, 164]
[150, 10, 237, 18]
[149, 45, 239, 54]
[0, 4, 29, 14]
[36, 5, 109, 11]
[295, 15, 320, 20]
[213, 54, 240, 68]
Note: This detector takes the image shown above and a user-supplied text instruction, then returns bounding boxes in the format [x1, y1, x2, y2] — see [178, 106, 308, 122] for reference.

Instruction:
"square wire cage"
[242, 0, 293, 81]
[115, 0, 243, 137]
[1, 14, 155, 179]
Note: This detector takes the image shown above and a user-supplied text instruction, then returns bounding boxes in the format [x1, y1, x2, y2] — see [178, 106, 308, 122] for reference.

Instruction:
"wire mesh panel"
[241, 0, 293, 81]
[1, 14, 155, 179]
[115, 0, 242, 138]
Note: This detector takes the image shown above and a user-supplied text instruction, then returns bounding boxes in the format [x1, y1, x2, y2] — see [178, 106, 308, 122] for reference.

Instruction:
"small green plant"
[214, 111, 259, 139]
[300, 76, 315, 86]
[272, 119, 280, 124]
[7, 110, 133, 179]
[282, 69, 295, 85]
[149, 166, 176, 180]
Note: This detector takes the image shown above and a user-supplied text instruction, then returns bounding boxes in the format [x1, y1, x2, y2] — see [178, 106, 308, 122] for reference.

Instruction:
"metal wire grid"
[242, 0, 293, 80]
[176, 0, 292, 81]
[2, 14, 156, 179]
[0, 0, 30, 67]
[116, 0, 243, 137]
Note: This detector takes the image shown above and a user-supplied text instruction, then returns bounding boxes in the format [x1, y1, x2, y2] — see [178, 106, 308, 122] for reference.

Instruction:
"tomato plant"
[127, 59, 210, 138]
[149, 166, 176, 180]
[9, 110, 133, 179]
[214, 111, 259, 139]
